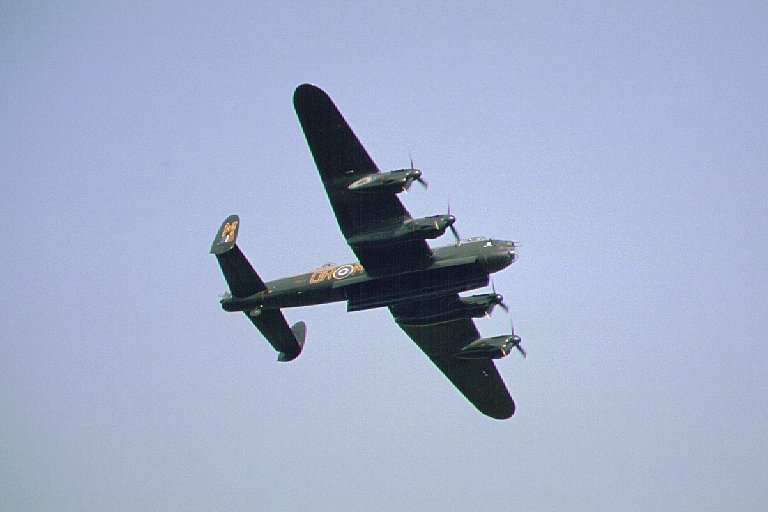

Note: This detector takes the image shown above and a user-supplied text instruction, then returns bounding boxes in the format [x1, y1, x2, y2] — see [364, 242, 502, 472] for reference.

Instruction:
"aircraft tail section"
[248, 312, 305, 362]
[210, 214, 240, 255]
[211, 214, 305, 362]
[278, 321, 306, 362]
[211, 214, 267, 297]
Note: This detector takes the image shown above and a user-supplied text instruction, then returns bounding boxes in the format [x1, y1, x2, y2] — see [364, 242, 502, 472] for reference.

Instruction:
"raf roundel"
[332, 264, 354, 280]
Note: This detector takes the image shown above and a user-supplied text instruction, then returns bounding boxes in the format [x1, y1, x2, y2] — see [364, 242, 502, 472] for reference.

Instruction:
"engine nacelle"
[458, 293, 505, 316]
[345, 169, 423, 194]
[392, 293, 504, 324]
[347, 214, 456, 249]
[346, 266, 488, 312]
[453, 334, 522, 360]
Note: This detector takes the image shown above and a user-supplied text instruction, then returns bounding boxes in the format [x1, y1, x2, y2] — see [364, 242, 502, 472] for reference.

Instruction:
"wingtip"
[294, 82, 320, 98]
[293, 83, 332, 109]
[486, 398, 515, 420]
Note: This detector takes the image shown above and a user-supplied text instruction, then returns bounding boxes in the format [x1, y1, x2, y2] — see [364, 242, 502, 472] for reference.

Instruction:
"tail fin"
[210, 214, 240, 255]
[211, 215, 305, 362]
[211, 214, 266, 298]
[278, 321, 306, 362]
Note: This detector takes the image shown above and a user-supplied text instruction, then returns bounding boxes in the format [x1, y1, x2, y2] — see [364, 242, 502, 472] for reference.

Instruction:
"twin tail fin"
[211, 214, 305, 362]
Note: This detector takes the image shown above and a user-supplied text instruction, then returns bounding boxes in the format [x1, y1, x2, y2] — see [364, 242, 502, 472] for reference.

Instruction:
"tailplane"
[211, 214, 305, 362]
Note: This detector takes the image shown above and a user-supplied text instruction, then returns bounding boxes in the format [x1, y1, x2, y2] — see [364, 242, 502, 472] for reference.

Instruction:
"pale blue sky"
[2, 2, 767, 510]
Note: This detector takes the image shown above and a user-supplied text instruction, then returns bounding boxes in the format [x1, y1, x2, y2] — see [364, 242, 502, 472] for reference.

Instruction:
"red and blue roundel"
[332, 264, 354, 280]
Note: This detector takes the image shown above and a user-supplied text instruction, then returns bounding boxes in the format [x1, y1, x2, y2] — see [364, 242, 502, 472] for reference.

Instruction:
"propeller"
[510, 317, 526, 358]
[490, 281, 509, 313]
[219, 291, 232, 301]
[408, 153, 428, 189]
[447, 202, 460, 242]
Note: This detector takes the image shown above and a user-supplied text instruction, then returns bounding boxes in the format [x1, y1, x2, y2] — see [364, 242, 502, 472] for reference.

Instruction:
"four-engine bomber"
[212, 84, 525, 419]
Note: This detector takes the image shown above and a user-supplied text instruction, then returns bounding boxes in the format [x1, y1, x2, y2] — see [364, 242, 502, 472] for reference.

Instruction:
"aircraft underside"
[221, 252, 495, 315]
[210, 83, 523, 419]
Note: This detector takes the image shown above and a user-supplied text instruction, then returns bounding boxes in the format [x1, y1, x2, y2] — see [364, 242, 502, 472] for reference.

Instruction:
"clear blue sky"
[2, 2, 766, 510]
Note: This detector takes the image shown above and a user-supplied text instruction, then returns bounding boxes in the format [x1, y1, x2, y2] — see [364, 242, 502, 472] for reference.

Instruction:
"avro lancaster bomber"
[211, 84, 524, 419]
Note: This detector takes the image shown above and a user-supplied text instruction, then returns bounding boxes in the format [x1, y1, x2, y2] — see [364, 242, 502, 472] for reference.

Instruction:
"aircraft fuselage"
[221, 237, 517, 315]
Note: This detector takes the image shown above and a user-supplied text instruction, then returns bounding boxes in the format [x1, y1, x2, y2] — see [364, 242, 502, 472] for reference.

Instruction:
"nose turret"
[482, 241, 519, 274]
[509, 246, 518, 263]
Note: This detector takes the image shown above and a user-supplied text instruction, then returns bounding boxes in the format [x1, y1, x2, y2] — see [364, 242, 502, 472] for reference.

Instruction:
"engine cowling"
[345, 169, 423, 194]
[392, 293, 504, 324]
[453, 334, 522, 360]
[347, 214, 456, 249]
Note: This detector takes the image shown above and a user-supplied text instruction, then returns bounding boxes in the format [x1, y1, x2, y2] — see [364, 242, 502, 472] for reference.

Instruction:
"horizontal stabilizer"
[211, 215, 266, 298]
[247, 312, 305, 362]
[211, 215, 305, 361]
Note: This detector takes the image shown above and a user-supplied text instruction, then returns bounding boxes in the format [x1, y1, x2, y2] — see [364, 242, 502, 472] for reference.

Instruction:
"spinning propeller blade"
[447, 202, 460, 242]
[510, 317, 526, 359]
[491, 280, 509, 313]
[408, 153, 428, 189]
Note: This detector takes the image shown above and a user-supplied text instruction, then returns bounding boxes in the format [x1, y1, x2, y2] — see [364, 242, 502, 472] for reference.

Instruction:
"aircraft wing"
[293, 83, 433, 274]
[392, 304, 515, 419]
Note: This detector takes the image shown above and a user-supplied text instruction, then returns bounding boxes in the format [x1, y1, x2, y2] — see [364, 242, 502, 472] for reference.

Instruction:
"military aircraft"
[211, 84, 523, 419]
